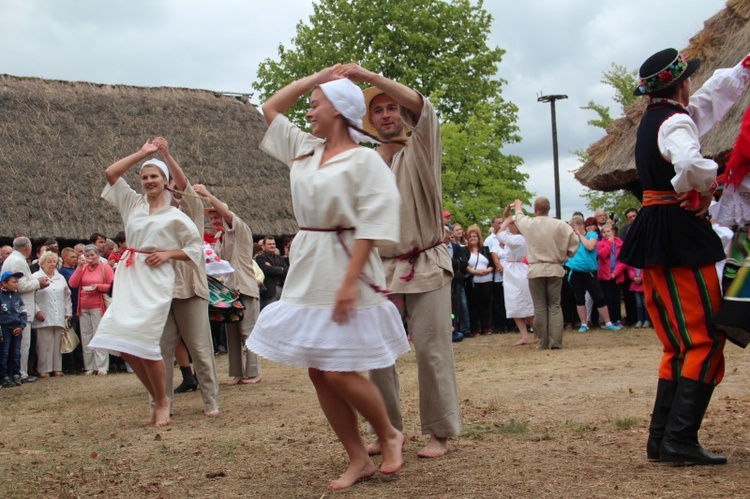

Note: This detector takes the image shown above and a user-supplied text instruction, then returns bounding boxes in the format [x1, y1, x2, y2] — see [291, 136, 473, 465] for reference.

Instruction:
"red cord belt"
[382, 241, 444, 282]
[299, 227, 389, 295]
[122, 248, 155, 267]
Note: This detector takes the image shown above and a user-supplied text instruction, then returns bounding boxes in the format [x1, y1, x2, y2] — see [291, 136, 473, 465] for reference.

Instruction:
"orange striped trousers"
[643, 264, 725, 385]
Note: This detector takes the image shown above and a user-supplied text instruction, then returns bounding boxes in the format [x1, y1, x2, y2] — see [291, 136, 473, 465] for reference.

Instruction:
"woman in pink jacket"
[69, 245, 114, 375]
[597, 223, 626, 327]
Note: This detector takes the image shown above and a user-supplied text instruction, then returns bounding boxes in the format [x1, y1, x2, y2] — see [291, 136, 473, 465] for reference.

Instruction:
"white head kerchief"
[319, 78, 374, 144]
[141, 158, 170, 182]
[140, 158, 172, 204]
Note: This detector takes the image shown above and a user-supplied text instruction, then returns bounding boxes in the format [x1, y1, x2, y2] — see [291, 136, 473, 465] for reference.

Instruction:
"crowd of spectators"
[444, 204, 650, 345]
[0, 230, 290, 387]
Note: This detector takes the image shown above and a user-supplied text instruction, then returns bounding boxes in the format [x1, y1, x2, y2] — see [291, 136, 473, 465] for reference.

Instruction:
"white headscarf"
[319, 78, 374, 144]
[140, 158, 170, 182]
[140, 158, 172, 204]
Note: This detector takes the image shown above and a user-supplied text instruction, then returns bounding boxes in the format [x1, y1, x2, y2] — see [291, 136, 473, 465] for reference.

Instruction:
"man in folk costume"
[620, 48, 750, 465]
[152, 138, 220, 416]
[336, 63, 461, 458]
[193, 184, 262, 386]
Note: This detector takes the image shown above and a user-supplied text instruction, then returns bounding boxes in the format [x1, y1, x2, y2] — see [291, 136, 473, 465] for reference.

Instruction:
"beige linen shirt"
[215, 212, 259, 299]
[514, 213, 578, 279]
[172, 183, 210, 301]
[379, 97, 452, 293]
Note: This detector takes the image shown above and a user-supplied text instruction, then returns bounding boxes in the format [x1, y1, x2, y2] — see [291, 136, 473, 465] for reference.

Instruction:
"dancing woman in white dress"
[90, 141, 203, 427]
[248, 65, 410, 490]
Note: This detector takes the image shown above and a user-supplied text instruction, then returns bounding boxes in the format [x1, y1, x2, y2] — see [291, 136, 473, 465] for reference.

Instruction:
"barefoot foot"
[141, 411, 156, 426]
[239, 375, 263, 385]
[227, 376, 243, 386]
[154, 399, 171, 427]
[366, 440, 381, 456]
[379, 430, 404, 474]
[417, 435, 448, 458]
[327, 461, 377, 490]
[204, 409, 220, 417]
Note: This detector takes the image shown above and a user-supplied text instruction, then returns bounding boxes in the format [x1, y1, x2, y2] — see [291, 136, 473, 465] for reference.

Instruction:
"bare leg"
[323, 371, 404, 474]
[121, 353, 158, 425]
[141, 358, 170, 427]
[174, 338, 190, 368]
[309, 369, 377, 490]
[576, 305, 588, 326]
[513, 318, 532, 346]
[597, 306, 611, 324]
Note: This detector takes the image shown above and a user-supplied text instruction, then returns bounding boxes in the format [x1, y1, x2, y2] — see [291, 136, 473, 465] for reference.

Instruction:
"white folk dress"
[89, 178, 203, 360]
[497, 229, 534, 318]
[247, 115, 410, 372]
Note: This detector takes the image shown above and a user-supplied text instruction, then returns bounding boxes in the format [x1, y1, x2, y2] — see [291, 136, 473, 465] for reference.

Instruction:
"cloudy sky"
[0, 0, 728, 219]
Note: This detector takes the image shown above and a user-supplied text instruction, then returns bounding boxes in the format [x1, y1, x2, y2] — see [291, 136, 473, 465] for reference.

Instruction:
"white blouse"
[32, 270, 72, 328]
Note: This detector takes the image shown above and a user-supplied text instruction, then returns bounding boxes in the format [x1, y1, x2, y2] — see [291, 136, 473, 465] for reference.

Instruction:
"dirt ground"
[2, 327, 750, 498]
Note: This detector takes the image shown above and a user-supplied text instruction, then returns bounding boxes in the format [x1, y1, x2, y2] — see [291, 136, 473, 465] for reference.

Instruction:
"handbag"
[61, 320, 79, 354]
[100, 266, 113, 309]
[207, 276, 245, 323]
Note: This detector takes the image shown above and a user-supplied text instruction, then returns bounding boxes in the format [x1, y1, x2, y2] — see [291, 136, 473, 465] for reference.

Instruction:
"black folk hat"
[633, 48, 700, 96]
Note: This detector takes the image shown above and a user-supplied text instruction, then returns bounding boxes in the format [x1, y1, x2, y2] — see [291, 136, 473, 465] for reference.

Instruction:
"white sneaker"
[634, 321, 643, 328]
[643, 320, 652, 328]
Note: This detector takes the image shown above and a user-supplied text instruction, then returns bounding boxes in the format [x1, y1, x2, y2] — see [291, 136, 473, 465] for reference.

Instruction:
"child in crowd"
[0, 271, 28, 387]
[627, 266, 650, 328]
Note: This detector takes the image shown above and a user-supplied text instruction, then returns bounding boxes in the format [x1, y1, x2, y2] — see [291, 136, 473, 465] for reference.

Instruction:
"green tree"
[255, 0, 505, 126]
[576, 63, 641, 220]
[442, 102, 528, 227]
[254, 0, 530, 225]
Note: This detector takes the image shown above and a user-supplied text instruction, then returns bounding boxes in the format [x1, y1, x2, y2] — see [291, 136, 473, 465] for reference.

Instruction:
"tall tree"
[255, 0, 505, 126]
[576, 63, 641, 219]
[254, 0, 531, 226]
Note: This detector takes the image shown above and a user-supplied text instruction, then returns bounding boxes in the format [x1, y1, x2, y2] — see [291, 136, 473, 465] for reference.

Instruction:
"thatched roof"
[0, 74, 297, 241]
[575, 0, 750, 191]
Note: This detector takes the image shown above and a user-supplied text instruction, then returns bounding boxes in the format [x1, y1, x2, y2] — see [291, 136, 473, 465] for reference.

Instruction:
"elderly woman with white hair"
[32, 251, 72, 377]
[247, 66, 409, 490]
[88, 141, 202, 427]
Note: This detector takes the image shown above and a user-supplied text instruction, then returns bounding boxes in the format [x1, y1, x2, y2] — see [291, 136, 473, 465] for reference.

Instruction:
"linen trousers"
[80, 308, 109, 372]
[35, 325, 63, 374]
[160, 296, 219, 413]
[226, 294, 260, 379]
[370, 283, 462, 438]
[528, 276, 564, 349]
[19, 322, 31, 378]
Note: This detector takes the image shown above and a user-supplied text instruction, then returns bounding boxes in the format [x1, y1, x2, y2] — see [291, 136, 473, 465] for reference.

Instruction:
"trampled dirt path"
[2, 328, 750, 498]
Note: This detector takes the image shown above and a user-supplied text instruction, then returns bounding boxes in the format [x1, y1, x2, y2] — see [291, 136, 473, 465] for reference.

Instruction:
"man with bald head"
[513, 198, 578, 350]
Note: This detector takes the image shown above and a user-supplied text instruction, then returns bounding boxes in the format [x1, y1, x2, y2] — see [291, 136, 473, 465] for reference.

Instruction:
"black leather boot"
[660, 377, 726, 465]
[646, 378, 677, 461]
[174, 366, 198, 393]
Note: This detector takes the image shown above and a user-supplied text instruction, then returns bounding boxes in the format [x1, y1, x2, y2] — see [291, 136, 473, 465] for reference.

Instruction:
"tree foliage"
[256, 0, 504, 126]
[442, 101, 528, 227]
[577, 62, 641, 220]
[254, 0, 530, 225]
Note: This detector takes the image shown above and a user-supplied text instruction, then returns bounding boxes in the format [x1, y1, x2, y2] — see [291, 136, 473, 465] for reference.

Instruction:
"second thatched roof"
[575, 0, 750, 191]
[0, 74, 298, 241]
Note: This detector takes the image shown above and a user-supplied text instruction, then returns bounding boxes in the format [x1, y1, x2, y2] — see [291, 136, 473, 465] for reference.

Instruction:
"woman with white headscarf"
[247, 65, 409, 491]
[88, 142, 202, 427]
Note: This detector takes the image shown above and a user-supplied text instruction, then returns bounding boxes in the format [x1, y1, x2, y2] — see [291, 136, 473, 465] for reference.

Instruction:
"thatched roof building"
[0, 74, 297, 243]
[575, 0, 750, 192]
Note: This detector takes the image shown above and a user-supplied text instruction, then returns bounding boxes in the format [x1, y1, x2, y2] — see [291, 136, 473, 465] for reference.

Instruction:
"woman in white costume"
[89, 142, 202, 427]
[247, 65, 410, 490]
[497, 211, 536, 346]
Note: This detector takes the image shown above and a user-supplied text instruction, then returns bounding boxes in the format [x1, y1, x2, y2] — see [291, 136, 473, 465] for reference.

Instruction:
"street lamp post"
[537, 93, 568, 219]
